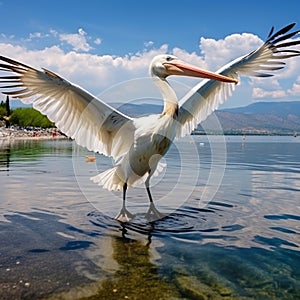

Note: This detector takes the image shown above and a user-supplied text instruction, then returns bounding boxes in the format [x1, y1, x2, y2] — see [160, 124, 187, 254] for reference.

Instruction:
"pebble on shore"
[0, 126, 66, 140]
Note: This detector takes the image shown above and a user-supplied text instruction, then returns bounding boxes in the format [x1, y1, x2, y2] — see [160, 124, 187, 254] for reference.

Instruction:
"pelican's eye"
[166, 56, 173, 62]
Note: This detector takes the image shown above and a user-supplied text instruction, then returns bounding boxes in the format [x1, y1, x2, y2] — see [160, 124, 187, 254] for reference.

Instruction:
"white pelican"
[0, 23, 299, 221]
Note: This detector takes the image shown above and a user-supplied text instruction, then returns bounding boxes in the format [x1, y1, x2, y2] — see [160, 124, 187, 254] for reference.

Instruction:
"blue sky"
[0, 0, 300, 108]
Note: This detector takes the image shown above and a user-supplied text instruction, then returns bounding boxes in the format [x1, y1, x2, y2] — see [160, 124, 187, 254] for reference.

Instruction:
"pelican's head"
[150, 54, 238, 84]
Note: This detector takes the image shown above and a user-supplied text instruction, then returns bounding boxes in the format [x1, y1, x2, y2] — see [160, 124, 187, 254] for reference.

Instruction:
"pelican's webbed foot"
[145, 202, 166, 221]
[115, 183, 134, 222]
[115, 207, 134, 222]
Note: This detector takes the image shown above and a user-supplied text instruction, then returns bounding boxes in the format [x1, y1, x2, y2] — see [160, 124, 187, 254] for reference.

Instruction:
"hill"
[201, 101, 300, 135]
[111, 102, 162, 116]
[222, 101, 300, 116]
[114, 101, 300, 135]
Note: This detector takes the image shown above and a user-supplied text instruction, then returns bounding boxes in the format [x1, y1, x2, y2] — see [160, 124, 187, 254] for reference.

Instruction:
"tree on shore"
[5, 95, 10, 128]
[0, 96, 11, 127]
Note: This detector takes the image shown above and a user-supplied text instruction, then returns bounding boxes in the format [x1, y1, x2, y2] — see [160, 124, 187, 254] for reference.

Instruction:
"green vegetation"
[9, 107, 55, 128]
[0, 100, 7, 118]
[1, 98, 54, 128]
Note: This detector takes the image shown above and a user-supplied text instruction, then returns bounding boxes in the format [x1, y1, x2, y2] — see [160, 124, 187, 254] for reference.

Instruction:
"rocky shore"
[0, 126, 66, 140]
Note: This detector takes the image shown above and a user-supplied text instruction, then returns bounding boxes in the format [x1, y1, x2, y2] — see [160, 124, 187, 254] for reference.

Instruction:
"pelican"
[0, 23, 299, 221]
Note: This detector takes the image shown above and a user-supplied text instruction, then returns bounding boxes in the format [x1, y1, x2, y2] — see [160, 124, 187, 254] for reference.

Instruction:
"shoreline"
[1, 126, 298, 143]
[0, 135, 67, 141]
[0, 126, 67, 142]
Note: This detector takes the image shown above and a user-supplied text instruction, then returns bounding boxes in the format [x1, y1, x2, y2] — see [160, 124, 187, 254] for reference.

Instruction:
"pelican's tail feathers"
[91, 166, 124, 191]
[91, 161, 167, 191]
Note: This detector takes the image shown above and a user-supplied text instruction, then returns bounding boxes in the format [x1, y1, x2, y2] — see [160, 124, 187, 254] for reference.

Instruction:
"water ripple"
[87, 202, 240, 239]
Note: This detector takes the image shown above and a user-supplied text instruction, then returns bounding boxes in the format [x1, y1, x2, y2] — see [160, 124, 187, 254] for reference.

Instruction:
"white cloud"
[288, 76, 300, 96]
[199, 33, 262, 70]
[199, 32, 300, 102]
[250, 77, 282, 89]
[252, 87, 286, 99]
[78, 28, 85, 36]
[173, 47, 205, 67]
[59, 28, 92, 52]
[29, 32, 43, 39]
[288, 83, 300, 95]
[0, 30, 299, 107]
[49, 29, 58, 37]
[0, 42, 169, 94]
[0, 33, 15, 40]
[144, 41, 154, 48]
[94, 38, 102, 45]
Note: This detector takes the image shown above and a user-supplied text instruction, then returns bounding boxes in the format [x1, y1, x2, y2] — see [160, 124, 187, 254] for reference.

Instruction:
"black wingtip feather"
[266, 23, 296, 43]
[272, 30, 299, 45]
[267, 26, 274, 39]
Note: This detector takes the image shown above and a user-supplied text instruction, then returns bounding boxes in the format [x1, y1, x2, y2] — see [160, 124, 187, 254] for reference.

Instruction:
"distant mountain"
[201, 101, 300, 135]
[6, 98, 299, 135]
[108, 101, 300, 135]
[112, 102, 162, 116]
[221, 101, 300, 117]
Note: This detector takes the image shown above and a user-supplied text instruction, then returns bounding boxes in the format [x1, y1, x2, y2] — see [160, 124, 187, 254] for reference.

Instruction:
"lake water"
[0, 136, 299, 299]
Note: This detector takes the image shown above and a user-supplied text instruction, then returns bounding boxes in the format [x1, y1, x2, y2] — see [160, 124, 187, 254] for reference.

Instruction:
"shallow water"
[0, 136, 299, 299]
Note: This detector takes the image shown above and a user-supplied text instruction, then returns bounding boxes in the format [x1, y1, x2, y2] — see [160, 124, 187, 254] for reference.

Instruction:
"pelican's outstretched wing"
[0, 56, 135, 159]
[177, 23, 300, 137]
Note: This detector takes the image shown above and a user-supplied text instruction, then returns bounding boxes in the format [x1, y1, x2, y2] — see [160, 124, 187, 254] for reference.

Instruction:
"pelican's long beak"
[164, 60, 238, 84]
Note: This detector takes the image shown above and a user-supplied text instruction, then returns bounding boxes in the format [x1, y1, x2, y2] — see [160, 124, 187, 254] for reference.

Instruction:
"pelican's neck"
[153, 76, 178, 117]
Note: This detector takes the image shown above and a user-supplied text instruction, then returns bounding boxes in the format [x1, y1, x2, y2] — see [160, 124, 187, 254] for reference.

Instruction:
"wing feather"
[177, 23, 300, 137]
[0, 56, 135, 159]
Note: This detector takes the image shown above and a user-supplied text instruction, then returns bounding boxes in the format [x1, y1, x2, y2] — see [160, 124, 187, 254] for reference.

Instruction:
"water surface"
[0, 136, 299, 299]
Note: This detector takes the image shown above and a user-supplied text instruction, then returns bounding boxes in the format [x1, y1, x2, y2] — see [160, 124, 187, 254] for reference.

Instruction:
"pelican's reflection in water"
[91, 209, 181, 299]
[50, 208, 181, 300]
[0, 140, 11, 174]
[90, 231, 180, 299]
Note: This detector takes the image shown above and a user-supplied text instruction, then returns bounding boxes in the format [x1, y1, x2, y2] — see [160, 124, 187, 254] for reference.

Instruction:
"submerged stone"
[175, 275, 234, 300]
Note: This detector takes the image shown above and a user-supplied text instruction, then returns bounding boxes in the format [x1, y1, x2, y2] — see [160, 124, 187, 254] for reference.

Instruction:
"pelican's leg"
[146, 180, 153, 203]
[123, 182, 127, 201]
[145, 173, 153, 202]
[115, 182, 134, 222]
[145, 172, 165, 220]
